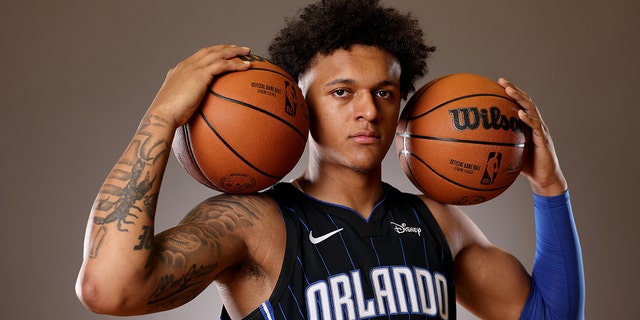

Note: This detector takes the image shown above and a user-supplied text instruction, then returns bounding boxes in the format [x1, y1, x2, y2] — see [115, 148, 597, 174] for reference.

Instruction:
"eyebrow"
[324, 78, 400, 88]
[325, 78, 355, 87]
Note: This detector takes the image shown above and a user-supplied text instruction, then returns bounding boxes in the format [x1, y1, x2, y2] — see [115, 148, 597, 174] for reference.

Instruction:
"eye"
[375, 90, 393, 99]
[332, 89, 351, 98]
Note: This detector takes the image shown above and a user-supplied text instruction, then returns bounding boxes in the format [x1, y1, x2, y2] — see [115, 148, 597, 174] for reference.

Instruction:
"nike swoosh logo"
[309, 228, 344, 245]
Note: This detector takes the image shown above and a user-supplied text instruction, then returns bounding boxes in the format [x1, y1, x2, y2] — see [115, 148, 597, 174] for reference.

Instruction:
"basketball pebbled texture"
[396, 73, 530, 205]
[173, 54, 309, 194]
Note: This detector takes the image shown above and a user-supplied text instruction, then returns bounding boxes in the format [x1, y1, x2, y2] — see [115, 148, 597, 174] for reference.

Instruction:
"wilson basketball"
[172, 54, 309, 194]
[396, 73, 529, 205]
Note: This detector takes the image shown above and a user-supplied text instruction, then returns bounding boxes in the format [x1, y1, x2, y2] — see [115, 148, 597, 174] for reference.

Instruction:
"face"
[298, 45, 402, 173]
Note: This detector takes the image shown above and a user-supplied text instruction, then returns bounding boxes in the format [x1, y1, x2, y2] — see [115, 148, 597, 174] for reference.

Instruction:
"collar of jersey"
[286, 182, 387, 224]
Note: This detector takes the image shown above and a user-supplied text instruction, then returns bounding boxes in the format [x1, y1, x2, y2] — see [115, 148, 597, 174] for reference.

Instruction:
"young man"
[76, 1, 584, 319]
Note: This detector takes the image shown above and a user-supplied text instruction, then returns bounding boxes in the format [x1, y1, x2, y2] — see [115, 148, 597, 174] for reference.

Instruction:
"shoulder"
[179, 192, 285, 253]
[183, 191, 286, 269]
[182, 192, 280, 226]
[416, 195, 490, 259]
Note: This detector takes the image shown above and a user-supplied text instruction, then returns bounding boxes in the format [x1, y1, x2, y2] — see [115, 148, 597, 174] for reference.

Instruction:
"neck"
[295, 164, 384, 219]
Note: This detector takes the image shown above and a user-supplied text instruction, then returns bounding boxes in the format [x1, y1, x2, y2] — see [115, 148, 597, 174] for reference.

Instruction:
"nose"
[354, 92, 379, 121]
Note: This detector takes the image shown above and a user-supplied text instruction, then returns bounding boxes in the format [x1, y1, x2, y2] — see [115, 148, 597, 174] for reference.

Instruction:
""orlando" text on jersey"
[305, 265, 450, 319]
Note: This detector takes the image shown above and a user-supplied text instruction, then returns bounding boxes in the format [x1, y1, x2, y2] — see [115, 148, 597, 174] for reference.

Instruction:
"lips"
[349, 130, 380, 144]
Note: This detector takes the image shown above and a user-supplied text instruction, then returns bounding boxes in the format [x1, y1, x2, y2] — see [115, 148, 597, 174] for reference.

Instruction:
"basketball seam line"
[248, 67, 296, 83]
[404, 93, 520, 120]
[198, 109, 282, 180]
[207, 89, 307, 141]
[401, 151, 510, 192]
[396, 133, 527, 148]
[182, 125, 218, 188]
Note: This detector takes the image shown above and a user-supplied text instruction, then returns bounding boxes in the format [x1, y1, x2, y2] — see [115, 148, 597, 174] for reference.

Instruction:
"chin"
[346, 158, 383, 174]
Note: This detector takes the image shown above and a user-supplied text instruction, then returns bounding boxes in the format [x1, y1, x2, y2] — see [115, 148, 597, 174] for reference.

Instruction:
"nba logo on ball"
[481, 152, 502, 186]
[396, 73, 530, 205]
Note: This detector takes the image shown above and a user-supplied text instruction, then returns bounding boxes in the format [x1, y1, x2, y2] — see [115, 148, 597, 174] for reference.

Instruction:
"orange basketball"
[172, 54, 309, 194]
[396, 73, 530, 205]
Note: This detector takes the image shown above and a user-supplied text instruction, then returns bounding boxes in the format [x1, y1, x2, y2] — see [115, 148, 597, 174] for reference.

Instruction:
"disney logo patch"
[390, 222, 422, 237]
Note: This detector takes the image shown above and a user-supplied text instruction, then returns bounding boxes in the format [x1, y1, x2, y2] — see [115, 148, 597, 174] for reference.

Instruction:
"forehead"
[299, 45, 401, 92]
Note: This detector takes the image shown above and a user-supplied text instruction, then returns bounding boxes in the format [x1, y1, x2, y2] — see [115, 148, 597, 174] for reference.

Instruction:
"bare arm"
[427, 199, 531, 319]
[75, 45, 253, 315]
[145, 193, 275, 313]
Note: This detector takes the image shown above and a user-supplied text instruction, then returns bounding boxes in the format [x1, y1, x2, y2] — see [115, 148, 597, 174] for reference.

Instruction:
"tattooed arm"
[149, 194, 284, 316]
[75, 45, 256, 315]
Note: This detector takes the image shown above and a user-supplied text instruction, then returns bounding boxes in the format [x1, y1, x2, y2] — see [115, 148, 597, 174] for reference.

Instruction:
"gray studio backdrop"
[1, 0, 638, 319]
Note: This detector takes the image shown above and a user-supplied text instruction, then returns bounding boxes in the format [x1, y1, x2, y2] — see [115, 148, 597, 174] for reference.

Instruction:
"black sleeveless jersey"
[221, 182, 456, 320]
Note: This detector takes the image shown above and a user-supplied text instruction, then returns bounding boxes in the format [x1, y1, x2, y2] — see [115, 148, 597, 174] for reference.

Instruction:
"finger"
[187, 45, 252, 75]
[203, 44, 252, 65]
[498, 77, 541, 121]
[517, 109, 542, 131]
[194, 44, 251, 60]
[498, 77, 533, 102]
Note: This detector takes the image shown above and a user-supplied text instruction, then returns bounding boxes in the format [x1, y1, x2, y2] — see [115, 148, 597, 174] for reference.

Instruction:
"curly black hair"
[268, 0, 435, 97]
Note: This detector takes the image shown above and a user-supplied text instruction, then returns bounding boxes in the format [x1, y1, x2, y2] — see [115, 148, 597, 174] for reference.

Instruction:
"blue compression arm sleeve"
[520, 190, 585, 320]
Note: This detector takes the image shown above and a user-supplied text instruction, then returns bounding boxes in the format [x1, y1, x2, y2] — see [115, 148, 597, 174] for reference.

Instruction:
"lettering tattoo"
[147, 263, 217, 308]
[89, 114, 170, 258]
[134, 225, 153, 251]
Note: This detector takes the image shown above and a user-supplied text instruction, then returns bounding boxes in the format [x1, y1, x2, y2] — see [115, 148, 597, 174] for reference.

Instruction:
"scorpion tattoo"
[89, 116, 168, 258]
[94, 159, 157, 231]
[89, 144, 161, 258]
